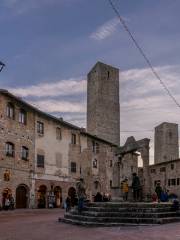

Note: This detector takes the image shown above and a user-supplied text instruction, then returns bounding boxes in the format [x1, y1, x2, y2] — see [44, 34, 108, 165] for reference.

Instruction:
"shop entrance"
[16, 185, 28, 209]
[54, 186, 62, 208]
[38, 185, 47, 208]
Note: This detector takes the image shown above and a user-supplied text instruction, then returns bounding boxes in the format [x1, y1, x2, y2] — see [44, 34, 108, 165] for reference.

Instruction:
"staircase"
[59, 202, 180, 226]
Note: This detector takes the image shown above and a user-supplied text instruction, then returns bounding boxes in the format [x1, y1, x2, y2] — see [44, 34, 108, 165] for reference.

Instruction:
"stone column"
[137, 138, 151, 198]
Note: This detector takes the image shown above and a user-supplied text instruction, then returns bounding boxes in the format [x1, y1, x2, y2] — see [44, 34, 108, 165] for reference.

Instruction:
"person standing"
[65, 195, 71, 212]
[155, 182, 162, 202]
[4, 197, 10, 210]
[76, 178, 86, 213]
[122, 178, 129, 201]
[9, 194, 15, 210]
[132, 173, 141, 201]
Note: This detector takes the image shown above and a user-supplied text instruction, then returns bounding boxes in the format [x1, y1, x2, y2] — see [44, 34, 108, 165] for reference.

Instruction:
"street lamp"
[0, 61, 5, 72]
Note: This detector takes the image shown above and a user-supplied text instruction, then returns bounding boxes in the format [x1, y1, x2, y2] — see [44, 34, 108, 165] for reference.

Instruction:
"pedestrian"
[9, 194, 15, 210]
[122, 178, 129, 201]
[76, 178, 86, 213]
[155, 182, 162, 202]
[132, 173, 141, 201]
[94, 192, 103, 202]
[65, 195, 71, 212]
[4, 197, 10, 211]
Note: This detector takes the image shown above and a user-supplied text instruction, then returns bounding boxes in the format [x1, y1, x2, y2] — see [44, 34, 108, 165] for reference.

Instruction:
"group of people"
[121, 173, 142, 202]
[153, 182, 169, 202]
[94, 192, 111, 202]
[2, 194, 15, 210]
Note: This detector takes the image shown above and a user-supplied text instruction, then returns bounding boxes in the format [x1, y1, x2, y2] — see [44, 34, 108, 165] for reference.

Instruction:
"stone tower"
[154, 122, 179, 164]
[87, 62, 120, 145]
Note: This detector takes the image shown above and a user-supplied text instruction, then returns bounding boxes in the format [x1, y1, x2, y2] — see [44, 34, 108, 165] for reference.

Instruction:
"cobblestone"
[0, 209, 180, 240]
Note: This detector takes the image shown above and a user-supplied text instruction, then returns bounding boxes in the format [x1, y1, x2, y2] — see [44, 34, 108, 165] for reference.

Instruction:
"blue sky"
[1, 0, 180, 162]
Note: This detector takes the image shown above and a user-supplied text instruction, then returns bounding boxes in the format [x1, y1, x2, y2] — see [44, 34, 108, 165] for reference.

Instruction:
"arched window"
[21, 146, 29, 160]
[5, 142, 15, 157]
[6, 103, 15, 119]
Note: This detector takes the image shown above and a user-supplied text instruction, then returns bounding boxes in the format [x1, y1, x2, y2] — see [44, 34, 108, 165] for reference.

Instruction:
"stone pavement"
[0, 209, 180, 240]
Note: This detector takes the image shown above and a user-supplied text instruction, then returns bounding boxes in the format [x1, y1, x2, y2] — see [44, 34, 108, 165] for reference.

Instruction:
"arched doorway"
[2, 188, 12, 209]
[16, 185, 28, 209]
[68, 187, 77, 206]
[54, 186, 62, 208]
[37, 185, 47, 208]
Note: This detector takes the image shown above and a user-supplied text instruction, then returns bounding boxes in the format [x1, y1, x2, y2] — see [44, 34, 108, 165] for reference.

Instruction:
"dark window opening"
[37, 154, 45, 168]
[37, 121, 44, 134]
[19, 109, 27, 124]
[71, 162, 76, 173]
[171, 163, 174, 170]
[93, 159, 97, 168]
[56, 127, 62, 140]
[171, 179, 176, 186]
[21, 146, 29, 160]
[177, 178, 180, 186]
[71, 133, 76, 144]
[5, 142, 15, 157]
[160, 167, 166, 172]
[110, 180, 112, 188]
[109, 160, 113, 167]
[6, 103, 15, 119]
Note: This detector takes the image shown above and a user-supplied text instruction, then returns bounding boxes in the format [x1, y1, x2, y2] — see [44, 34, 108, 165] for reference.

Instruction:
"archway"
[54, 186, 62, 208]
[16, 185, 29, 209]
[68, 187, 77, 206]
[37, 185, 47, 208]
[2, 188, 12, 209]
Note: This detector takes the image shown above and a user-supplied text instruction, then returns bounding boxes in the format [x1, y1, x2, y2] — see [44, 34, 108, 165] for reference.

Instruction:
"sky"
[1, 0, 180, 163]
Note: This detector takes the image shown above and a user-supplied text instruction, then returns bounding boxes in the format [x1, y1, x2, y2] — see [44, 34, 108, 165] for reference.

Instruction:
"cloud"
[120, 65, 180, 164]
[90, 17, 120, 41]
[2, 0, 64, 15]
[7, 64, 180, 164]
[30, 99, 86, 113]
[9, 78, 86, 98]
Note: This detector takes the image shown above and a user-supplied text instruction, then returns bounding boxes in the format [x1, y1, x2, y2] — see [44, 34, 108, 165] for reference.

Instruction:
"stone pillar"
[137, 138, 151, 197]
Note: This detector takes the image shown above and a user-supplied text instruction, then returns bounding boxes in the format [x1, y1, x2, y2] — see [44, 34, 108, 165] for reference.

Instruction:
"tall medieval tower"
[87, 62, 120, 146]
[154, 122, 179, 164]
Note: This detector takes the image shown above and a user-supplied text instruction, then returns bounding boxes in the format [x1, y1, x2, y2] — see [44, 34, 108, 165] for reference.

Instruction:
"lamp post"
[0, 61, 5, 72]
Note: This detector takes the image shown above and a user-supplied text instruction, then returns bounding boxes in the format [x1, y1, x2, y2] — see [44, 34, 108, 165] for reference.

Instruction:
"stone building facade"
[87, 62, 120, 146]
[149, 159, 180, 198]
[0, 88, 117, 208]
[0, 90, 35, 208]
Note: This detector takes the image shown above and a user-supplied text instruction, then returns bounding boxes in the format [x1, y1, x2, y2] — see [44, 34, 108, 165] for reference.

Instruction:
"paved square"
[0, 209, 180, 240]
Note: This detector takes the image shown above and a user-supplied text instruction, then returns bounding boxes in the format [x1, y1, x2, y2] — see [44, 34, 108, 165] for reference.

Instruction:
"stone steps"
[59, 202, 180, 226]
[60, 216, 180, 226]
[69, 210, 178, 218]
[64, 213, 180, 224]
[83, 207, 173, 213]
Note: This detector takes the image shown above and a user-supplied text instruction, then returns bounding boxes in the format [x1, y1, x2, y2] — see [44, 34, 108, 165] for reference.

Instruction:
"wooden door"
[16, 186, 27, 208]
